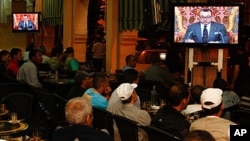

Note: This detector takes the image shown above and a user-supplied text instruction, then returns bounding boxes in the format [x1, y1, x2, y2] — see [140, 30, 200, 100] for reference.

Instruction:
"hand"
[104, 86, 112, 94]
[208, 41, 220, 43]
[104, 86, 112, 100]
[185, 39, 195, 43]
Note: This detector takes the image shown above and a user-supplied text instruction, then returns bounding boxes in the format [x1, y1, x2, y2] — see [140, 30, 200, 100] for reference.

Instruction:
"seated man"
[115, 83, 151, 141]
[182, 85, 204, 120]
[67, 71, 94, 100]
[150, 83, 190, 139]
[123, 55, 136, 71]
[17, 49, 43, 88]
[52, 97, 113, 141]
[144, 52, 173, 88]
[107, 69, 141, 113]
[7, 48, 23, 79]
[64, 47, 80, 78]
[190, 88, 236, 141]
[83, 74, 111, 110]
[18, 14, 35, 30]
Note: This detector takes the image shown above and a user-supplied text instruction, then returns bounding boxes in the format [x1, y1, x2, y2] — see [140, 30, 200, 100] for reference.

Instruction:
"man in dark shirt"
[66, 71, 94, 100]
[52, 97, 113, 141]
[150, 83, 191, 139]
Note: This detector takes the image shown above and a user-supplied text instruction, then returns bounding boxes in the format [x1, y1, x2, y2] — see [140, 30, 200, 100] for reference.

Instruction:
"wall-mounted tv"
[12, 12, 40, 32]
[171, 3, 244, 48]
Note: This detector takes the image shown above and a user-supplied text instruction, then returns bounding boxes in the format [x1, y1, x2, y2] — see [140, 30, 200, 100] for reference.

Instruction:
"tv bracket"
[187, 48, 223, 86]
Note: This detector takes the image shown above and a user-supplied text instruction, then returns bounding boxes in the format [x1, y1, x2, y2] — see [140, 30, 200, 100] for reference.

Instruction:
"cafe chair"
[113, 114, 142, 141]
[143, 126, 182, 141]
[29, 85, 67, 122]
[0, 82, 30, 98]
[230, 109, 250, 125]
[92, 107, 114, 137]
[3, 92, 34, 124]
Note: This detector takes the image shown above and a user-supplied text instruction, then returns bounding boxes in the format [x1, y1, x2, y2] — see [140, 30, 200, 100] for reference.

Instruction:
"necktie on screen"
[202, 25, 208, 43]
[24, 22, 28, 29]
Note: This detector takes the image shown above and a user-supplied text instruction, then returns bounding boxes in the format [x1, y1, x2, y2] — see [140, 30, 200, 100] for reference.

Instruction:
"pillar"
[63, 0, 88, 62]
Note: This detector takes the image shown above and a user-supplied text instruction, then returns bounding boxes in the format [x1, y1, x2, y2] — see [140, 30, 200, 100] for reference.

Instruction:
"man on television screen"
[183, 8, 229, 43]
[17, 15, 35, 30]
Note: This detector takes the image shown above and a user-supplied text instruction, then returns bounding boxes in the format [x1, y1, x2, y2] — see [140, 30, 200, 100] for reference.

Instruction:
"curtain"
[43, 0, 63, 25]
[118, 0, 187, 31]
[119, 0, 144, 31]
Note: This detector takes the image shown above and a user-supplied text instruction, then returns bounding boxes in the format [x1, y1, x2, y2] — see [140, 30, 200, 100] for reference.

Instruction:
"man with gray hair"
[52, 97, 113, 141]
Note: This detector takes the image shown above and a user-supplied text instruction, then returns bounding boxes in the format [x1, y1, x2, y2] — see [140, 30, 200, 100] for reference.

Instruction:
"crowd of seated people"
[2, 41, 250, 141]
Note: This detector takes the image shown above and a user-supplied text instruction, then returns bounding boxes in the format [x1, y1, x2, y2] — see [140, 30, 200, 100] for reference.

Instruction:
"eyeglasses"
[200, 16, 212, 19]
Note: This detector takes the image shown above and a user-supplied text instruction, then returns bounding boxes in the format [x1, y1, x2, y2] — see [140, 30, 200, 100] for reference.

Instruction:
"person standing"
[229, 47, 250, 98]
[92, 37, 105, 72]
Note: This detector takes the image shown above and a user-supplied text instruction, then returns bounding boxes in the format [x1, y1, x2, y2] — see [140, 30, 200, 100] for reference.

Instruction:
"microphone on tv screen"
[185, 31, 193, 42]
[214, 32, 225, 43]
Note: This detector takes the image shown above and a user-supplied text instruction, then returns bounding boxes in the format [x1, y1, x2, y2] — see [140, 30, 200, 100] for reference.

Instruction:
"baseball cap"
[200, 88, 223, 109]
[74, 71, 94, 85]
[117, 83, 138, 101]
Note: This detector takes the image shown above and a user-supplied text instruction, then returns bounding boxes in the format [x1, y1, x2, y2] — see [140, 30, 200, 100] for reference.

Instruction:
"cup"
[0, 104, 6, 113]
[145, 101, 152, 110]
[33, 131, 41, 141]
[11, 112, 17, 124]
[160, 99, 166, 109]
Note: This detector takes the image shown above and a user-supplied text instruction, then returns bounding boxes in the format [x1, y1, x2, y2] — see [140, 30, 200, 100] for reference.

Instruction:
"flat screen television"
[12, 12, 40, 32]
[171, 3, 244, 48]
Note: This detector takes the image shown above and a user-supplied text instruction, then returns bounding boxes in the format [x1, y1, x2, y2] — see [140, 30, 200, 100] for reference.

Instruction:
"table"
[42, 78, 75, 98]
[0, 120, 28, 135]
[0, 110, 9, 117]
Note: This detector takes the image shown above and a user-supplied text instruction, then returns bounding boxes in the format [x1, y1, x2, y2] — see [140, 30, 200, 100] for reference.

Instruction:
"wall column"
[106, 0, 139, 73]
[106, 0, 119, 73]
[63, 0, 88, 62]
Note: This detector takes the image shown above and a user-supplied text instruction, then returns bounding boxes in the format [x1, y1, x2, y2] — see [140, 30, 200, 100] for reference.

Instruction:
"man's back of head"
[200, 88, 223, 116]
[190, 85, 205, 104]
[125, 55, 136, 68]
[167, 83, 190, 107]
[122, 69, 139, 84]
[65, 97, 92, 125]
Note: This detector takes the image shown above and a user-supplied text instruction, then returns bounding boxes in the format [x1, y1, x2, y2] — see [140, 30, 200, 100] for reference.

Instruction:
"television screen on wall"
[12, 12, 40, 32]
[171, 3, 244, 48]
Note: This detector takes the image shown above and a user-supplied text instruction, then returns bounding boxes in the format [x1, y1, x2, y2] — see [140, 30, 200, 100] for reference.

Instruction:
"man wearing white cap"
[190, 88, 236, 141]
[107, 69, 141, 113]
[115, 83, 151, 141]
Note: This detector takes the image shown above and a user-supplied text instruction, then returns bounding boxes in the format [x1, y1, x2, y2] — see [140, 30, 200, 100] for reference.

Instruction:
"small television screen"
[12, 12, 40, 32]
[171, 3, 244, 48]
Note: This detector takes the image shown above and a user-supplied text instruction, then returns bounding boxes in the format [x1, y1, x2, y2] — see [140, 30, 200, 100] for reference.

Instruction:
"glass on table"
[11, 112, 17, 124]
[160, 99, 166, 109]
[141, 101, 152, 110]
[33, 131, 42, 141]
